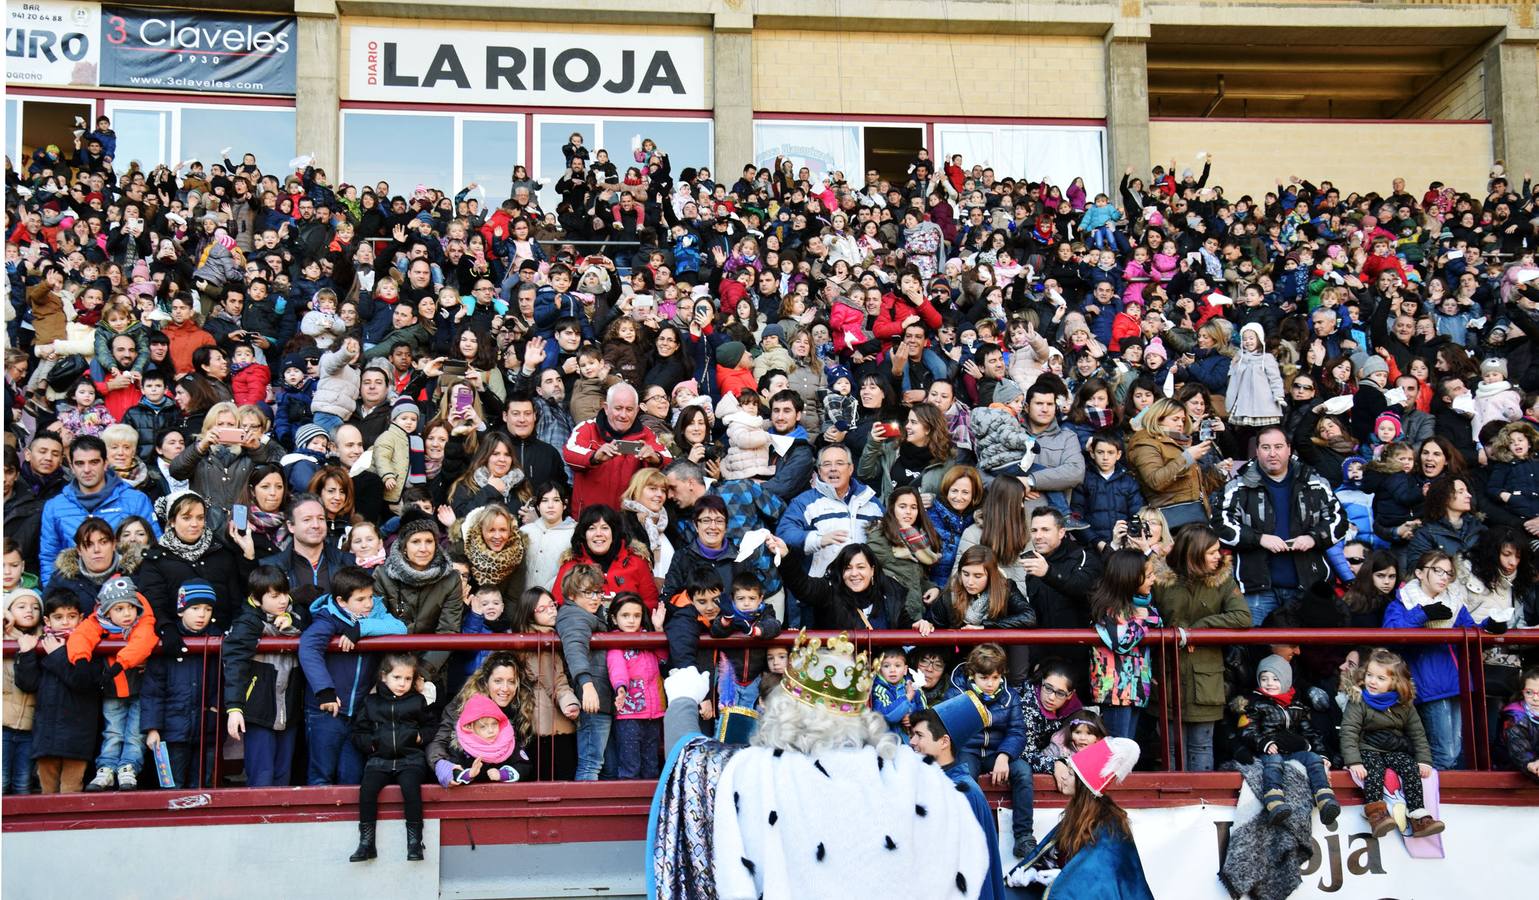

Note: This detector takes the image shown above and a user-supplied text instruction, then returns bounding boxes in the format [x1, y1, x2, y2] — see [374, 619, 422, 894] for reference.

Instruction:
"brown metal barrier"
[5, 626, 1532, 785]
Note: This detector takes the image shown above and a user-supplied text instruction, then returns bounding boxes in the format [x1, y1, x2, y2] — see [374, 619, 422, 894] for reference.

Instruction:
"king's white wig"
[751, 686, 900, 759]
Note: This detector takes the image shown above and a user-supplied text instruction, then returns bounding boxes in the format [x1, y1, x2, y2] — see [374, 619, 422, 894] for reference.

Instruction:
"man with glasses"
[775, 444, 883, 580]
[1216, 426, 1349, 625]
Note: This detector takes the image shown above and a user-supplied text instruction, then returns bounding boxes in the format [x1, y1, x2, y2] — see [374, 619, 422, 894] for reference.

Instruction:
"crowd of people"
[5, 117, 1539, 865]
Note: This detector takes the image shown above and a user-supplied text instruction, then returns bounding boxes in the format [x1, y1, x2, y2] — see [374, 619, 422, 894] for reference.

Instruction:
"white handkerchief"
[736, 529, 781, 566]
[1451, 394, 1476, 415]
[1320, 394, 1355, 415]
[1382, 388, 1407, 407]
[768, 433, 796, 457]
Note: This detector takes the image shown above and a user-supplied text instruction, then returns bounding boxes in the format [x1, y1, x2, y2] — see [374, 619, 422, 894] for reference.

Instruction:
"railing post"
[1467, 627, 1491, 772]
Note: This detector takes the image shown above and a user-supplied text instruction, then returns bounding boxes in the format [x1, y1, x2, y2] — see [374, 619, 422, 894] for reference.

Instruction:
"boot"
[350, 822, 378, 862]
[1409, 812, 1445, 838]
[1263, 789, 1288, 825]
[85, 766, 115, 792]
[1363, 801, 1395, 838]
[1314, 789, 1340, 826]
[406, 820, 425, 861]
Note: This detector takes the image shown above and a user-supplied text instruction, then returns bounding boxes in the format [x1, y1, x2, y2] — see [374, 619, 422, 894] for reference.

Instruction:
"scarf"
[897, 525, 939, 565]
[1265, 687, 1297, 706]
[694, 540, 730, 561]
[457, 694, 518, 764]
[382, 542, 453, 587]
[80, 551, 122, 585]
[1085, 407, 1113, 429]
[424, 452, 443, 480]
[1163, 428, 1192, 447]
[1361, 688, 1400, 711]
[96, 612, 130, 637]
[466, 526, 522, 587]
[407, 434, 427, 484]
[1317, 432, 1359, 454]
[250, 507, 289, 546]
[622, 499, 669, 552]
[159, 526, 213, 563]
[472, 465, 523, 501]
[115, 459, 149, 489]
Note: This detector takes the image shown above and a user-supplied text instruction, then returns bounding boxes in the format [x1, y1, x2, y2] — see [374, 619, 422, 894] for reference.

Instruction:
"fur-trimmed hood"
[1489, 421, 1539, 464]
[51, 542, 144, 581]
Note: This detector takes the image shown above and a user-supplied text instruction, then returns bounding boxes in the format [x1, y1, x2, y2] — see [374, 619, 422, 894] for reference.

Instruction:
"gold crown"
[782, 630, 876, 716]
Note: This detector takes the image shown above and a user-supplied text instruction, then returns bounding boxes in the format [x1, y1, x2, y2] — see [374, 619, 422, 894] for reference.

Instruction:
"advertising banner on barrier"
[5, 1, 101, 87]
[99, 7, 295, 94]
[347, 26, 707, 109]
[1004, 801, 1536, 898]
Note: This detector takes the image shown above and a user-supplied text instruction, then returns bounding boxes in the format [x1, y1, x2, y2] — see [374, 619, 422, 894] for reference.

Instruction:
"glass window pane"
[180, 107, 295, 176]
[536, 121, 594, 211]
[753, 122, 860, 183]
[110, 107, 170, 173]
[343, 112, 454, 195]
[6, 100, 18, 161]
[460, 118, 522, 207]
[599, 119, 712, 173]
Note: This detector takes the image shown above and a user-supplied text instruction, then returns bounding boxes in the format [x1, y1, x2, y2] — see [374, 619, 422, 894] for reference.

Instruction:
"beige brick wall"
[1149, 119, 1493, 200]
[338, 18, 713, 101]
[752, 31, 1106, 119]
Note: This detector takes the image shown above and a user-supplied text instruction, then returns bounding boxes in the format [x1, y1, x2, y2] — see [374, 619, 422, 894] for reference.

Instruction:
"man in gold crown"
[647, 632, 990, 899]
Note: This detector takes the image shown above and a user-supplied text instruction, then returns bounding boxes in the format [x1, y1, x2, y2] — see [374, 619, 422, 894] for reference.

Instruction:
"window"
[533, 115, 713, 210]
[753, 121, 862, 184]
[180, 107, 296, 175]
[104, 101, 296, 176]
[535, 120, 595, 211]
[459, 118, 523, 203]
[341, 111, 455, 193]
[5, 99, 18, 163]
[935, 124, 1107, 197]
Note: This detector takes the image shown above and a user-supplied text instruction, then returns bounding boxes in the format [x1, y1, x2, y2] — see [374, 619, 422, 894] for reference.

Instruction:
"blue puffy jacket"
[298, 593, 407, 717]
[945, 665, 1025, 762]
[38, 474, 159, 584]
[1381, 587, 1475, 703]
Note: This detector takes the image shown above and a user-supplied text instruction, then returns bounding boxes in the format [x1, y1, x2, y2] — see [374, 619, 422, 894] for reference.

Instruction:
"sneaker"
[85, 766, 115, 792]
[116, 765, 138, 790]
[1064, 513, 1091, 532]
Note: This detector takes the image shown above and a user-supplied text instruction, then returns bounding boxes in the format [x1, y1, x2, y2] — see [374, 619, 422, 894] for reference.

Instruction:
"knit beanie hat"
[760, 324, 786, 347]
[824, 364, 853, 388]
[395, 508, 439, 545]
[1480, 357, 1508, 379]
[1256, 654, 1293, 693]
[96, 577, 143, 618]
[1239, 322, 1266, 350]
[177, 579, 218, 613]
[1356, 355, 1389, 382]
[715, 340, 747, 369]
[391, 396, 420, 425]
[295, 423, 329, 451]
[993, 379, 1024, 406]
[1144, 337, 1168, 363]
[1373, 411, 1402, 439]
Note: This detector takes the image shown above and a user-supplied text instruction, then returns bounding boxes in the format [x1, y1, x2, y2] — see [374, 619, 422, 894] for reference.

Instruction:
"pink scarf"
[457, 694, 517, 763]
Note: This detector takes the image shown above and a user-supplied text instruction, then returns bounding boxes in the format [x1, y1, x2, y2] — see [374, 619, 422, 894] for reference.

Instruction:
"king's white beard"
[750, 687, 899, 759]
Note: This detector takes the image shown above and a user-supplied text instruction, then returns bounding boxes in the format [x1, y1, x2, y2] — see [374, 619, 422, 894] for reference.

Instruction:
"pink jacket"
[1152, 252, 1179, 283]
[830, 297, 870, 353]
[607, 647, 667, 719]
[1121, 260, 1151, 307]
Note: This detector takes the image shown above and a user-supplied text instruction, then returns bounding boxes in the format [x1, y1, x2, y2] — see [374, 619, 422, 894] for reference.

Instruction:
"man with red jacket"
[562, 382, 671, 515]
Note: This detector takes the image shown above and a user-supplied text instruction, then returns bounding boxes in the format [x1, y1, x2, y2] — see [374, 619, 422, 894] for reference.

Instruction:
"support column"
[1483, 36, 1539, 177]
[295, 0, 340, 173]
[712, 11, 754, 175]
[1104, 24, 1151, 190]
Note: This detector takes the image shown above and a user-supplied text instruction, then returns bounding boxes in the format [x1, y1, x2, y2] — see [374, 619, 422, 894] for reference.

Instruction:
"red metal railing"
[4, 627, 1533, 789]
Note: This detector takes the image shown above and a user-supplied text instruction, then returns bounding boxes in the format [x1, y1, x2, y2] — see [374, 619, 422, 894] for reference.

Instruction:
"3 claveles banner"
[6, 2, 295, 95]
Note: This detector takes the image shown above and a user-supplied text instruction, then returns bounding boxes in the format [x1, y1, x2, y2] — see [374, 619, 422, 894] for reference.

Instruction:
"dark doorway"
[864, 126, 924, 184]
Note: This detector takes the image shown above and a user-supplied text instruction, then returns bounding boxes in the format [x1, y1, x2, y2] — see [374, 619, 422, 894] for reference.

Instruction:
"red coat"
[716, 363, 757, 398]
[873, 291, 942, 344]
[561, 415, 671, 516]
[1110, 311, 1142, 352]
[231, 363, 270, 406]
[553, 546, 659, 610]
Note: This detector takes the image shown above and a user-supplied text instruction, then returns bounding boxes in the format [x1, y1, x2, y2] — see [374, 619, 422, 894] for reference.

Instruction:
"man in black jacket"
[502, 394, 567, 491]
[1215, 426, 1349, 626]
[1019, 508, 1102, 686]
[259, 495, 356, 595]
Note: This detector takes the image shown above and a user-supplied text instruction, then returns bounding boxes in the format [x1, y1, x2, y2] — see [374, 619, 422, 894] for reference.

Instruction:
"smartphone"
[614, 439, 645, 455]
[1198, 417, 1215, 442]
[232, 504, 249, 532]
[451, 384, 475, 417]
[441, 359, 469, 378]
[880, 421, 903, 440]
[213, 427, 245, 444]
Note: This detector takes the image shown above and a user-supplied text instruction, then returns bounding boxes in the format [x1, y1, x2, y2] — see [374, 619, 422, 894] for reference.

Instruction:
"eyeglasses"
[1426, 567, 1455, 578]
[1041, 685, 1073, 700]
[696, 515, 726, 526]
[1344, 555, 1365, 565]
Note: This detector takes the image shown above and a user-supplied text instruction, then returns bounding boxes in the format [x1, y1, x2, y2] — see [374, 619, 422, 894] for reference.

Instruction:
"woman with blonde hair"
[618, 468, 673, 577]
[169, 399, 282, 511]
[1125, 398, 1221, 526]
[459, 503, 527, 595]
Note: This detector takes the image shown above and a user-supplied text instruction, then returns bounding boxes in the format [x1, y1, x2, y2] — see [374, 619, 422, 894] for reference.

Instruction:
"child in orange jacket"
[67, 576, 158, 791]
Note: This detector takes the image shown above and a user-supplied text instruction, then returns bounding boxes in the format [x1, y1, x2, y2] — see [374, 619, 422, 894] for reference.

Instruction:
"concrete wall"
[1149, 119, 1494, 199]
[1399, 53, 1487, 119]
[750, 30, 1106, 119]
